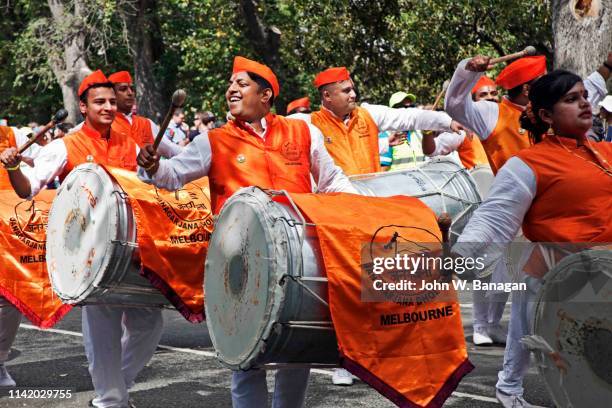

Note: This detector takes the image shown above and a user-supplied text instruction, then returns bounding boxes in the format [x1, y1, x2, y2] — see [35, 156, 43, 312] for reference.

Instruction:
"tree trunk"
[552, 0, 612, 77]
[120, 0, 165, 122]
[239, 0, 283, 111]
[47, 0, 91, 124]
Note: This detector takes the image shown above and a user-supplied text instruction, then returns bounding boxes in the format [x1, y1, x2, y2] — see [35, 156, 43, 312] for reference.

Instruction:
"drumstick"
[152, 89, 187, 152]
[431, 80, 450, 111]
[437, 213, 453, 278]
[488, 46, 536, 66]
[18, 108, 68, 154]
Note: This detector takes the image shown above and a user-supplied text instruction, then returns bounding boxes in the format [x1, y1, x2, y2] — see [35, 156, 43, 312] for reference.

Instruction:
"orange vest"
[311, 107, 380, 175]
[457, 132, 489, 169]
[482, 98, 531, 174]
[112, 113, 154, 147]
[517, 136, 612, 242]
[0, 126, 17, 189]
[61, 123, 137, 180]
[208, 114, 312, 213]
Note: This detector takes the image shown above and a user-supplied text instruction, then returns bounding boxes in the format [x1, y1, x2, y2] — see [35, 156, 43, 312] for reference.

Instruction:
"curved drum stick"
[18, 108, 68, 154]
[488, 46, 536, 66]
[152, 89, 187, 152]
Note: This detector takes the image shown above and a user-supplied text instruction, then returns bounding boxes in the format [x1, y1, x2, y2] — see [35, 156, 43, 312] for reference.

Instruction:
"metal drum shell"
[46, 163, 169, 308]
[350, 157, 482, 243]
[205, 187, 338, 370]
[532, 249, 612, 407]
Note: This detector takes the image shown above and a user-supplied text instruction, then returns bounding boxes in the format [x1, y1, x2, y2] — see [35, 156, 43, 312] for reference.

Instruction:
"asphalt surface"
[1, 294, 556, 408]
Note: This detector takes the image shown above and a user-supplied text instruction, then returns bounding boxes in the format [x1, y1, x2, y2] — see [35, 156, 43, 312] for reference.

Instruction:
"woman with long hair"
[453, 69, 611, 407]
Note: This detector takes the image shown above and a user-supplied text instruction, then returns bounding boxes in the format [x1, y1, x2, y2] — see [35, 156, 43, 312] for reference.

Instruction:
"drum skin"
[469, 165, 494, 200]
[205, 187, 338, 370]
[46, 163, 168, 307]
[532, 250, 612, 407]
[351, 157, 482, 243]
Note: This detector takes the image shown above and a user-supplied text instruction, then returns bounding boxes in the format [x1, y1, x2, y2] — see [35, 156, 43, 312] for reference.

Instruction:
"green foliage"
[1, 0, 552, 125]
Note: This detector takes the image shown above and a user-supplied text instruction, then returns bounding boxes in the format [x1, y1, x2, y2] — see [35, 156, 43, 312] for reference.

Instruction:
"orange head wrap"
[471, 75, 497, 94]
[313, 67, 351, 89]
[78, 70, 110, 97]
[108, 71, 133, 85]
[232, 56, 280, 97]
[495, 56, 546, 90]
[286, 97, 311, 114]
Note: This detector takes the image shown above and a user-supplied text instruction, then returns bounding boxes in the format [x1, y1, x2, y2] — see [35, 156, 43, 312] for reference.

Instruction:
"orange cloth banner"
[0, 189, 72, 328]
[105, 167, 213, 322]
[289, 193, 473, 408]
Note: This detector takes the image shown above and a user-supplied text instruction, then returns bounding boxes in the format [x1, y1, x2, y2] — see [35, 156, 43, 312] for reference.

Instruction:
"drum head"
[533, 250, 612, 407]
[205, 187, 293, 370]
[469, 165, 494, 200]
[46, 164, 125, 303]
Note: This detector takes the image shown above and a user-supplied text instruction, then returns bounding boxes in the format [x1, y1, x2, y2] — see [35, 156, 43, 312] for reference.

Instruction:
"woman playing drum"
[453, 69, 612, 408]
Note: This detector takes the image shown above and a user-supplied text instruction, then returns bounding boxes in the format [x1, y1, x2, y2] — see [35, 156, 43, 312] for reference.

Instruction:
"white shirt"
[445, 59, 608, 139]
[137, 117, 357, 194]
[428, 131, 467, 157]
[452, 156, 536, 258]
[294, 104, 453, 154]
[14, 127, 42, 160]
[23, 129, 140, 199]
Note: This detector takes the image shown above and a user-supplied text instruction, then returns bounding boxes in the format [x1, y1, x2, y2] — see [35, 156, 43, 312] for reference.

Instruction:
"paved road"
[1, 299, 554, 408]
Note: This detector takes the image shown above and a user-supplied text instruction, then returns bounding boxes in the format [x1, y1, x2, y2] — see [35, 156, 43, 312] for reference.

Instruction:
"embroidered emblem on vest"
[280, 141, 302, 161]
[236, 154, 246, 163]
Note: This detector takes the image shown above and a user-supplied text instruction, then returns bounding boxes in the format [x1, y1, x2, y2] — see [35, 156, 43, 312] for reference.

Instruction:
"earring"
[546, 126, 555, 136]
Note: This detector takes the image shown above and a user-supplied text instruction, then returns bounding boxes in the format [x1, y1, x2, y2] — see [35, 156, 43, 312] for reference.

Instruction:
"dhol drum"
[205, 187, 338, 370]
[469, 165, 494, 200]
[46, 163, 168, 307]
[531, 250, 612, 407]
[350, 157, 482, 243]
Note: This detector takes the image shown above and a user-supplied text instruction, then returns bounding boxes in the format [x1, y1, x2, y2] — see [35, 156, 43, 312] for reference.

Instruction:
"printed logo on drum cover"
[363, 225, 446, 304]
[280, 141, 303, 164]
[80, 183, 97, 208]
[154, 181, 213, 231]
[9, 199, 50, 251]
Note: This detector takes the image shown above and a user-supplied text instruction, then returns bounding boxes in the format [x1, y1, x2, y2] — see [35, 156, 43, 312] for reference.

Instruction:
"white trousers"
[0, 297, 21, 364]
[472, 277, 509, 330]
[231, 368, 310, 408]
[82, 305, 163, 408]
[495, 277, 540, 396]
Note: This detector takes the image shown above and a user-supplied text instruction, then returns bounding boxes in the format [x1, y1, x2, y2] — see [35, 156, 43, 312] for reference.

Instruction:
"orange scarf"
[290, 193, 472, 407]
[106, 167, 213, 322]
[0, 189, 72, 327]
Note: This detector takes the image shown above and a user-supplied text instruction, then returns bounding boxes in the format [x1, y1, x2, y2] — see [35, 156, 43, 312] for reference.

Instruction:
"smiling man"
[0, 70, 163, 408]
[137, 55, 356, 408]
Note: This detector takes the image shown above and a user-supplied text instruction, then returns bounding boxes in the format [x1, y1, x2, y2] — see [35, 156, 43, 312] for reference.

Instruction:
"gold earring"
[546, 126, 554, 136]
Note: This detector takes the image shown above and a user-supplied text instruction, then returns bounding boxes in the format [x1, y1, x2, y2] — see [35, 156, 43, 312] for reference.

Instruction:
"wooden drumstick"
[488, 46, 536, 66]
[152, 89, 187, 152]
[18, 108, 68, 154]
[437, 213, 453, 278]
[431, 80, 450, 111]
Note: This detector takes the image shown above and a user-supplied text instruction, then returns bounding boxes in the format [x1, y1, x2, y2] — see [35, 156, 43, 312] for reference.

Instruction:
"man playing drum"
[0, 70, 163, 408]
[304, 66, 463, 176]
[136, 56, 357, 408]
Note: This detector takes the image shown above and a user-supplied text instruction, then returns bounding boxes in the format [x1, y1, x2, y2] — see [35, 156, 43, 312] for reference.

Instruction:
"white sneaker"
[0, 364, 16, 387]
[473, 326, 493, 345]
[488, 324, 507, 344]
[496, 389, 536, 408]
[332, 368, 354, 386]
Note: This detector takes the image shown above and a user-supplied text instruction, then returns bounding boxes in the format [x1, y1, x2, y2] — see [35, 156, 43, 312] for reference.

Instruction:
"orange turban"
[232, 56, 280, 97]
[286, 97, 310, 113]
[78, 70, 110, 97]
[471, 75, 496, 94]
[495, 56, 546, 90]
[108, 71, 133, 85]
[313, 67, 351, 88]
